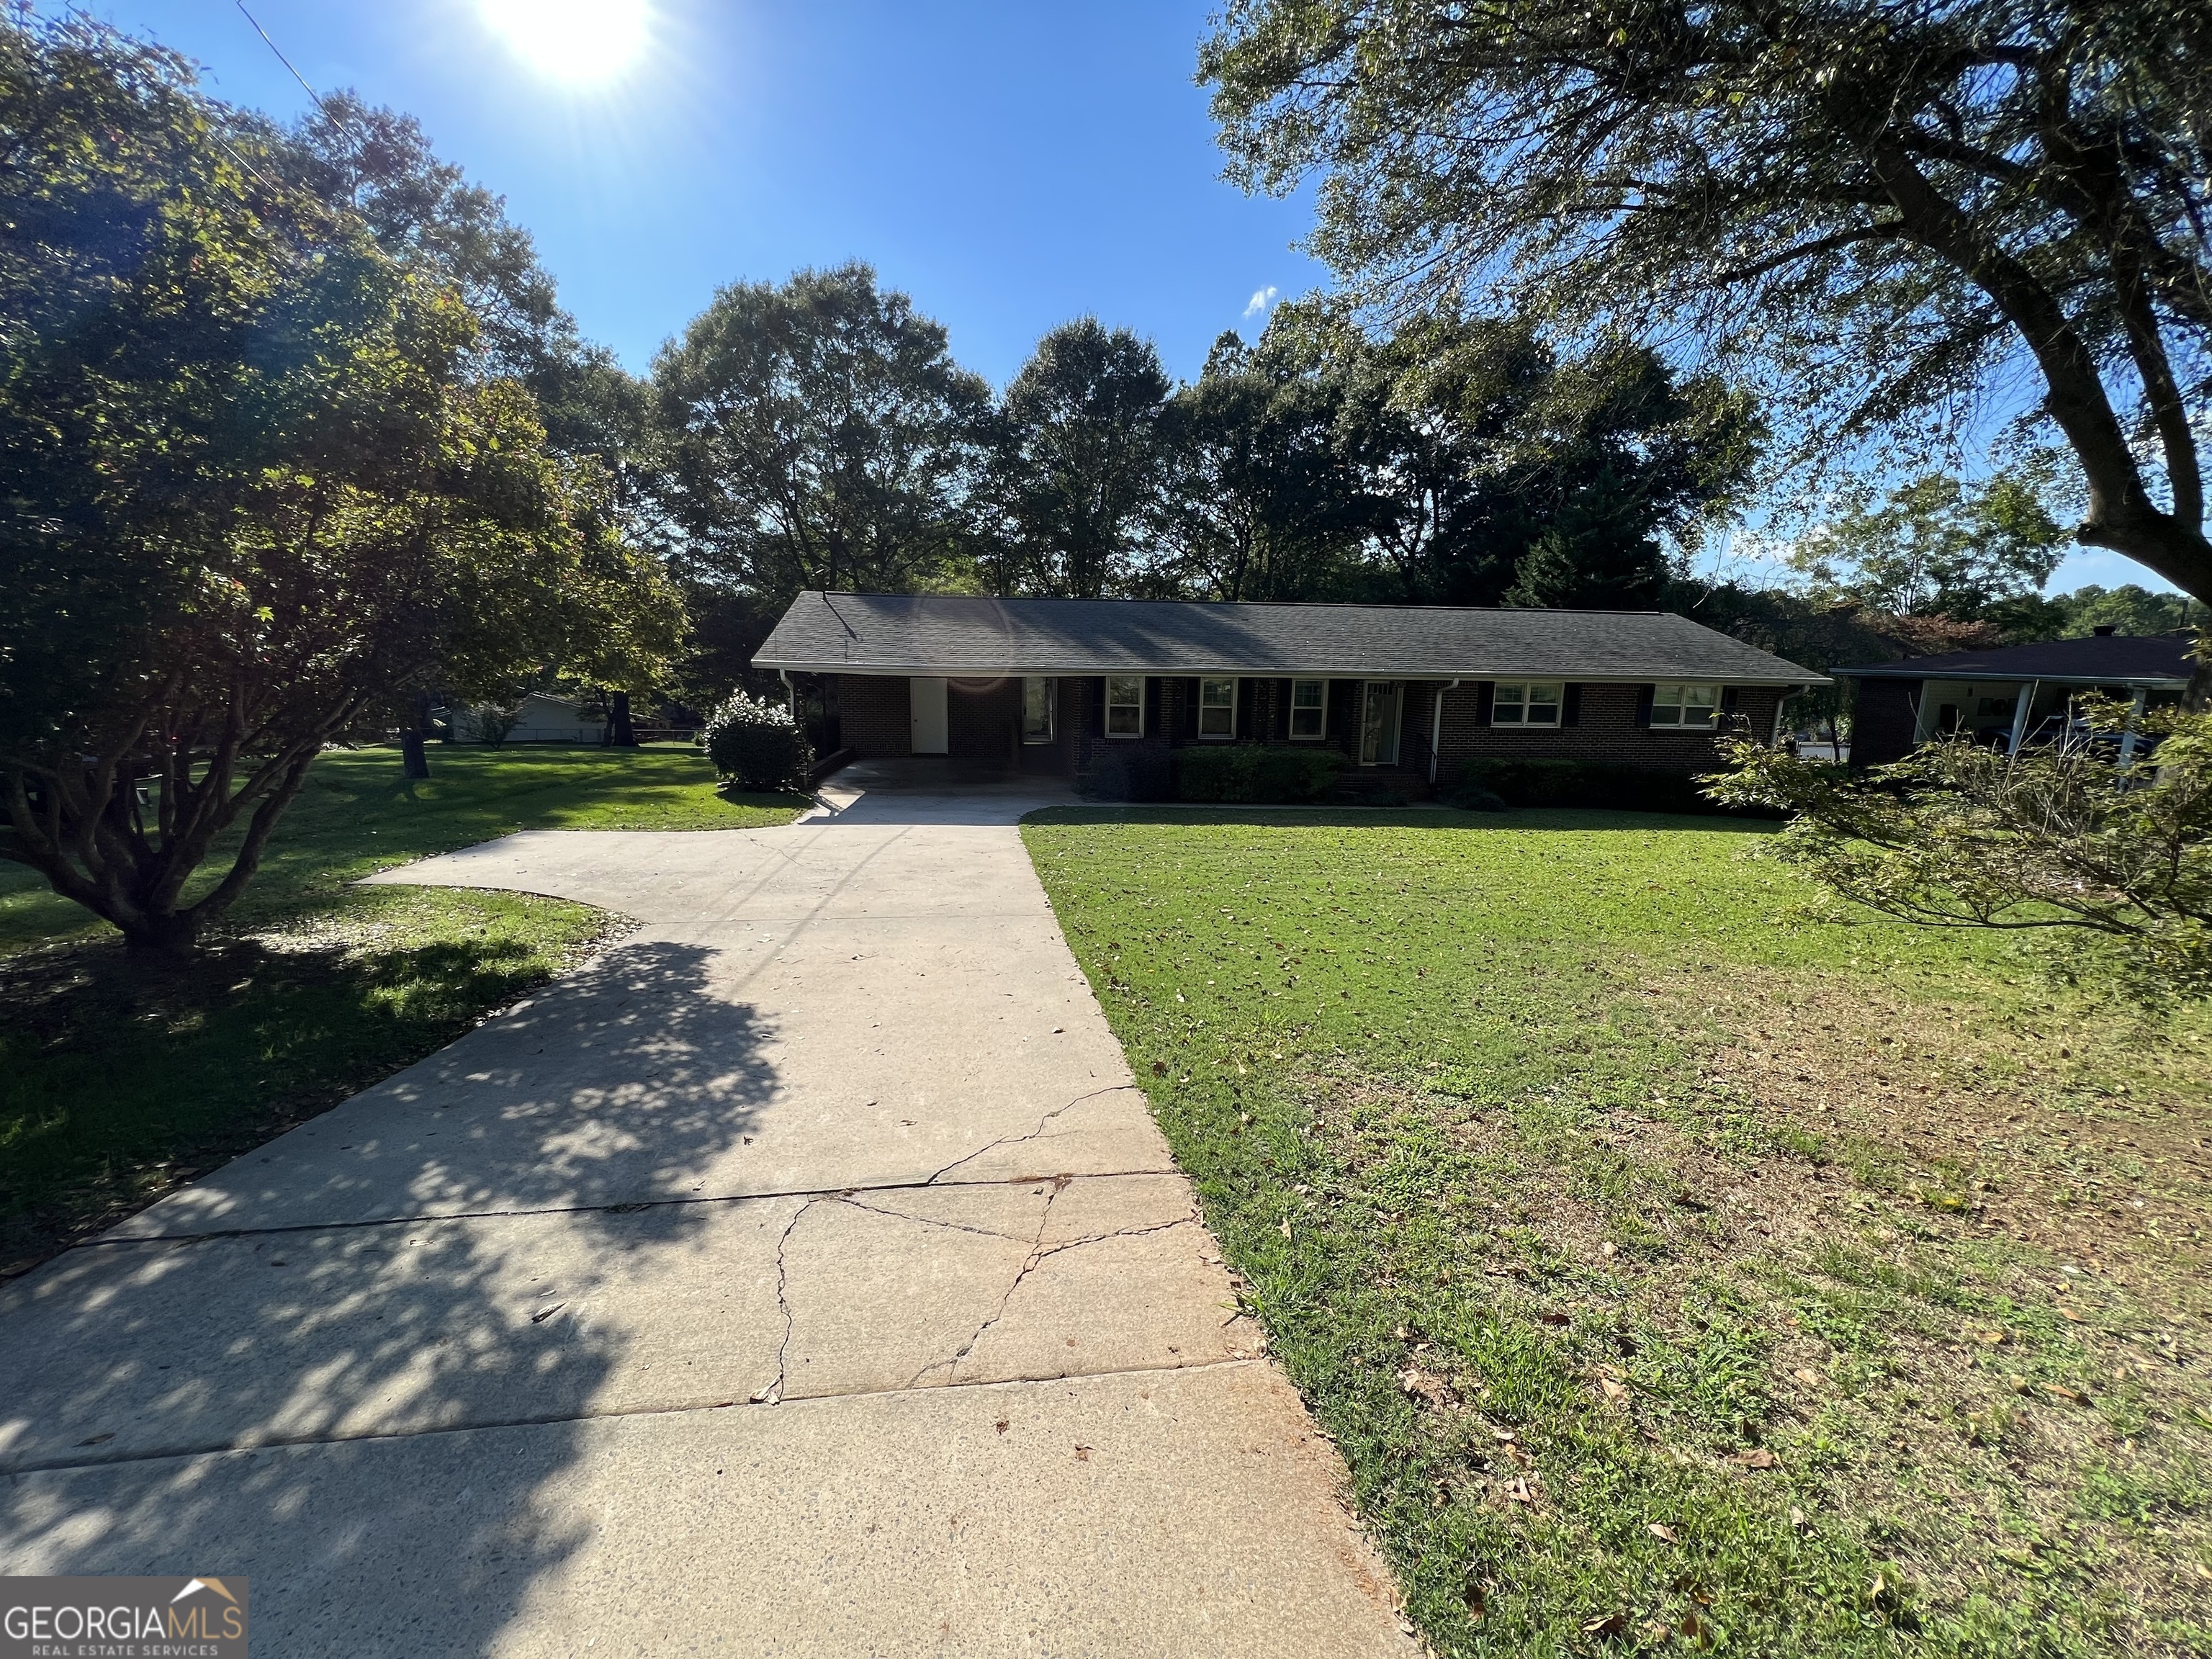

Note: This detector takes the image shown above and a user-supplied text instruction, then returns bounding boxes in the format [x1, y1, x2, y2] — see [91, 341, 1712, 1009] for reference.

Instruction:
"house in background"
[752, 592, 1825, 787]
[1835, 629, 2195, 767]
[439, 691, 607, 745]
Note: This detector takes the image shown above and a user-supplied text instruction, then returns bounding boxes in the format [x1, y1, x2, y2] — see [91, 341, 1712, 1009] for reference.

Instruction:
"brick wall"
[948, 676, 1020, 761]
[1849, 679, 1920, 766]
[836, 674, 909, 757]
[1434, 682, 1784, 774]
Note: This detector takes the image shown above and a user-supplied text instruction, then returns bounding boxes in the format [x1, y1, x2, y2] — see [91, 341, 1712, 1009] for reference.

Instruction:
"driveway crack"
[925, 1084, 1142, 1184]
[754, 1197, 818, 1406]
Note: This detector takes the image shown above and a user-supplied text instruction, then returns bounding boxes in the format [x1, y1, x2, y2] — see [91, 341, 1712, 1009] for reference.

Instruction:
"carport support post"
[2118, 688, 2149, 768]
[2007, 680, 2038, 755]
[1428, 680, 1460, 784]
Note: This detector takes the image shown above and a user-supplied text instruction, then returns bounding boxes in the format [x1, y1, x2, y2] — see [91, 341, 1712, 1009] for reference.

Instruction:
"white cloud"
[1243, 284, 1279, 319]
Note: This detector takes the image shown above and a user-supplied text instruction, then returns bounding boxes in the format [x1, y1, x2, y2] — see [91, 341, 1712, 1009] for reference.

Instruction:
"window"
[1022, 677, 1057, 743]
[1491, 681, 1563, 728]
[1649, 683, 1719, 730]
[1198, 677, 1236, 737]
[1288, 678, 1327, 739]
[1105, 675, 1144, 737]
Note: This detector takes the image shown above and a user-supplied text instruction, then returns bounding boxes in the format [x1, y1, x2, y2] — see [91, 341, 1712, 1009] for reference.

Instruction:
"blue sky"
[83, 0, 1322, 388]
[66, 1, 2176, 593]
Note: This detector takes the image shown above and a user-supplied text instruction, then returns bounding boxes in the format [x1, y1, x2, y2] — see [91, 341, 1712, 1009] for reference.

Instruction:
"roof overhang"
[1835, 666, 2187, 689]
[766, 660, 1827, 686]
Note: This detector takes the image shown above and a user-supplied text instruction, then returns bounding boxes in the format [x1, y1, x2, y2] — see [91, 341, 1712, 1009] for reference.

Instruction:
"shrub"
[1443, 757, 1773, 816]
[701, 691, 813, 792]
[1172, 744, 1346, 804]
[1079, 746, 1172, 803]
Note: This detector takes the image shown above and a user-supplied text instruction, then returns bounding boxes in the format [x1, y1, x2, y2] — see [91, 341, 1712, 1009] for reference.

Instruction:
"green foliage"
[2054, 586, 2203, 639]
[1172, 743, 1344, 803]
[986, 318, 1174, 598]
[1201, 0, 2212, 604]
[701, 691, 814, 793]
[0, 18, 683, 956]
[652, 262, 992, 603]
[1789, 474, 2069, 620]
[1710, 706, 2212, 1002]
[1447, 757, 1754, 816]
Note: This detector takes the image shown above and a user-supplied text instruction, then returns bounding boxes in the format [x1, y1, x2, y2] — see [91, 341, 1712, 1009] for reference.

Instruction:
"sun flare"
[478, 0, 652, 86]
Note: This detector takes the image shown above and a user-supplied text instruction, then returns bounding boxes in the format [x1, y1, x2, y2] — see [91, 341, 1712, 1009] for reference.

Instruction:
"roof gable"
[753, 593, 1825, 684]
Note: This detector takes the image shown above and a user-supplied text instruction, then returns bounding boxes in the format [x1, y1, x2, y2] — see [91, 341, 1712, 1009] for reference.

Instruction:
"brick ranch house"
[755, 593, 1825, 790]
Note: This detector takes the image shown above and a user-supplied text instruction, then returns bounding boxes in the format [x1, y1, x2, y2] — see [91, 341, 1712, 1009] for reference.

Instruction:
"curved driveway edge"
[0, 761, 1418, 1657]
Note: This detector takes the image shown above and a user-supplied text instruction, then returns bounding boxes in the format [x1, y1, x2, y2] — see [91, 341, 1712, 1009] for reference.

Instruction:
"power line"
[234, 1, 327, 114]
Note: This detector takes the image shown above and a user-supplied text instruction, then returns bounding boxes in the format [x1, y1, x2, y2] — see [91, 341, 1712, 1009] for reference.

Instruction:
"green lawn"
[1024, 806, 2212, 1658]
[0, 744, 803, 1273]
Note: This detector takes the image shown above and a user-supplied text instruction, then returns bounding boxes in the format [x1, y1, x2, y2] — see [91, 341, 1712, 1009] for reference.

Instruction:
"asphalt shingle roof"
[1833, 633, 2194, 685]
[753, 592, 1826, 684]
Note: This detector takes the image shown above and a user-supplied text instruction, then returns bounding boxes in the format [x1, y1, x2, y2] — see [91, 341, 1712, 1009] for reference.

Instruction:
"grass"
[0, 744, 804, 1273]
[1022, 804, 2212, 1658]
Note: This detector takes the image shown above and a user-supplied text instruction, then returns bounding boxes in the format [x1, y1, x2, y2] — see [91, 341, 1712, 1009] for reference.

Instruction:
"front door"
[909, 676, 948, 754]
[1359, 681, 1403, 767]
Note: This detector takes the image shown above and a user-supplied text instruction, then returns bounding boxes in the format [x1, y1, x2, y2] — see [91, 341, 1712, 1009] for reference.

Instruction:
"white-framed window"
[1288, 678, 1327, 739]
[1105, 675, 1144, 737]
[1022, 677, 1057, 743]
[1198, 677, 1236, 738]
[1649, 683, 1719, 730]
[1491, 681, 1563, 728]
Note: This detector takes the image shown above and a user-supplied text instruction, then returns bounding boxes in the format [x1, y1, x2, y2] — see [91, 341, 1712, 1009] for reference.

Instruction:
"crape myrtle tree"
[1202, 0, 2212, 698]
[0, 21, 683, 958]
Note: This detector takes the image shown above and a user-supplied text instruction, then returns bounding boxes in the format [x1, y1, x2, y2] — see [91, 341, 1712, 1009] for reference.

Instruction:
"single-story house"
[752, 593, 1825, 786]
[1835, 629, 2195, 766]
[440, 691, 606, 745]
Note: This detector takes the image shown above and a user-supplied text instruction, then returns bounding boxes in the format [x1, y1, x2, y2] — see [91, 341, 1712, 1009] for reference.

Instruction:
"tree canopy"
[1202, 0, 2212, 622]
[0, 19, 680, 955]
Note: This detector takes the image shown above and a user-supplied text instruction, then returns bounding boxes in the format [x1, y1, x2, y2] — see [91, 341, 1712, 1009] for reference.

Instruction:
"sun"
[478, 0, 652, 86]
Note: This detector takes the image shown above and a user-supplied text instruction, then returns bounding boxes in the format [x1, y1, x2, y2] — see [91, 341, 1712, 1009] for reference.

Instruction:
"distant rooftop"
[753, 593, 1825, 685]
[1833, 631, 2195, 686]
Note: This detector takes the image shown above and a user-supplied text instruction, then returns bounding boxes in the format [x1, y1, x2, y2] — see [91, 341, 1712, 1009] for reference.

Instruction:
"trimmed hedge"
[701, 691, 813, 793]
[1172, 744, 1345, 804]
[1079, 746, 1172, 803]
[1440, 757, 1775, 817]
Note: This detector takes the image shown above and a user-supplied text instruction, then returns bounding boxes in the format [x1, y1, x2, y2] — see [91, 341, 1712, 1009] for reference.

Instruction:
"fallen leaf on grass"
[1647, 1523, 1680, 1544]
[1969, 1328, 2008, 1346]
[1727, 1448, 1778, 1468]
[1789, 1506, 1808, 1532]
[2039, 1382, 2092, 1404]
[1791, 1367, 1824, 1388]
[1581, 1611, 1627, 1638]
[1398, 1365, 1455, 1407]
[1600, 1377, 1629, 1401]
[1506, 1477, 1533, 1504]
[1538, 1310, 1570, 1326]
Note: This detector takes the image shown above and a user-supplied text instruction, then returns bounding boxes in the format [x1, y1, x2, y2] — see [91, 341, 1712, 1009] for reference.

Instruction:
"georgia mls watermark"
[1, 1577, 247, 1658]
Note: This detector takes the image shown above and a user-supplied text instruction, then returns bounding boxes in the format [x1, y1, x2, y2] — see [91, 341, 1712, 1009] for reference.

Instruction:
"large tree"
[987, 319, 1174, 598]
[0, 20, 680, 956]
[1202, 0, 2212, 655]
[1154, 330, 1368, 600]
[652, 264, 992, 605]
[1788, 470, 2069, 617]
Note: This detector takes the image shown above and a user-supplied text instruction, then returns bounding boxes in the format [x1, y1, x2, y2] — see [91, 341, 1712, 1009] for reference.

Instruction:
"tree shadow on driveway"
[0, 938, 783, 1655]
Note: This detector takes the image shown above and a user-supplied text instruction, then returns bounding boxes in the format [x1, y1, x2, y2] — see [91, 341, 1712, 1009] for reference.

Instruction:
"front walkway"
[0, 762, 1413, 1655]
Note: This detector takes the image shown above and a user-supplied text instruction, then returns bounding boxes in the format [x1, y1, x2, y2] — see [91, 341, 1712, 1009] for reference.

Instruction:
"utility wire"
[235, 1, 326, 112]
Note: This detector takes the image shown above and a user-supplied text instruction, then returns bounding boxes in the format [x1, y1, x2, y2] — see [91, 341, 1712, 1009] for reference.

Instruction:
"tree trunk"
[611, 690, 637, 747]
[400, 727, 429, 778]
[120, 907, 201, 962]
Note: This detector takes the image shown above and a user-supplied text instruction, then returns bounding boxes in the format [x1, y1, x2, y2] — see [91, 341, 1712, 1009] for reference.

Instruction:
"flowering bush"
[701, 691, 813, 793]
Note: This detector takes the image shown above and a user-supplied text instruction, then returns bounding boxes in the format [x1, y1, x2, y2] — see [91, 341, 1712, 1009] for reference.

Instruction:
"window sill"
[1487, 724, 1562, 732]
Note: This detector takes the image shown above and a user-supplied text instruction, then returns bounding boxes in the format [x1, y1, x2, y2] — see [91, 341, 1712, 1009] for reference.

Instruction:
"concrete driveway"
[0, 761, 1415, 1656]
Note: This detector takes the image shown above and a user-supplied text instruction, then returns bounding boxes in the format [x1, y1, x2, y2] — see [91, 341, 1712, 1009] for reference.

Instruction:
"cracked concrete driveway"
[0, 761, 1416, 1657]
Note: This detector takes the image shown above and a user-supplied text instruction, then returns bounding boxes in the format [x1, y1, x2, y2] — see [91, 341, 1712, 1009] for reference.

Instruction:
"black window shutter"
[1563, 684, 1583, 727]
[1474, 681, 1494, 724]
[1094, 676, 1108, 737]
[1236, 676, 1254, 738]
[1185, 678, 1201, 739]
[1635, 685, 1655, 727]
[1146, 676, 1162, 736]
[1721, 685, 1741, 714]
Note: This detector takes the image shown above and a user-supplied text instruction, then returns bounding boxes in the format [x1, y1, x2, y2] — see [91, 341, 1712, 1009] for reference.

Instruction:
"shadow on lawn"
[0, 924, 572, 1277]
[0, 938, 781, 1655]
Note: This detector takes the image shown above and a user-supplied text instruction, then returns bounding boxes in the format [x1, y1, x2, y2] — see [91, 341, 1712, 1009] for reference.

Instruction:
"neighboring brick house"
[1833, 631, 2195, 767]
[753, 592, 1826, 790]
